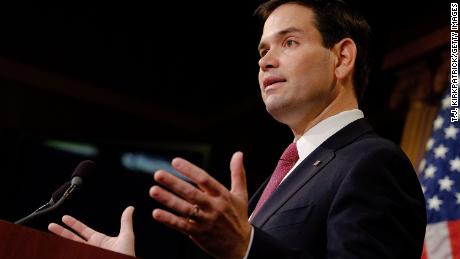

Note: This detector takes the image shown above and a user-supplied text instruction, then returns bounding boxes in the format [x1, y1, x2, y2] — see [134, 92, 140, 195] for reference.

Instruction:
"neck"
[291, 88, 358, 141]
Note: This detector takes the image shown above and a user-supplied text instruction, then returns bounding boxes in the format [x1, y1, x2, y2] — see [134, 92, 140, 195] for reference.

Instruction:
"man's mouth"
[263, 76, 287, 89]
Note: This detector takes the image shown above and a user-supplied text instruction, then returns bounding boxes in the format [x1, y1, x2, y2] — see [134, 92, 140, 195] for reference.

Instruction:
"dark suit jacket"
[247, 119, 426, 259]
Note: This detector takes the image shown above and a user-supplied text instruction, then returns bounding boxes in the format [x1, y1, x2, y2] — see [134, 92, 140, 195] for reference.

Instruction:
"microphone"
[15, 160, 96, 225]
[50, 181, 71, 206]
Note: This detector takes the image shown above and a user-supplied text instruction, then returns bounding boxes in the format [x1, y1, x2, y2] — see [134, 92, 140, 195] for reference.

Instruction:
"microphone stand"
[15, 184, 78, 225]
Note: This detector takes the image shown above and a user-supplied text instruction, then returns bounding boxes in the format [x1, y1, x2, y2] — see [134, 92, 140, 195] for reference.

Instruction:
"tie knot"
[280, 142, 299, 162]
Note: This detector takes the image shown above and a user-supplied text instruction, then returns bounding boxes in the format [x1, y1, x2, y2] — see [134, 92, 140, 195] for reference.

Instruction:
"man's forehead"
[261, 4, 315, 37]
[258, 4, 316, 48]
[266, 4, 314, 23]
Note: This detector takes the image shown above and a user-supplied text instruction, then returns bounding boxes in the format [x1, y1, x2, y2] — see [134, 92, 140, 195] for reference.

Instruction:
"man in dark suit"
[49, 0, 427, 258]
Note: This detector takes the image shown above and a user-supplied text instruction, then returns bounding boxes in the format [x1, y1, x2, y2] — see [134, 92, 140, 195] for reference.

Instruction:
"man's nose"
[258, 50, 279, 71]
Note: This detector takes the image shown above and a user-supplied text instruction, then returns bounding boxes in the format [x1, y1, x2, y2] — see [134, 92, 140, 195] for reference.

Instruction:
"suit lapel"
[249, 118, 373, 227]
[250, 147, 334, 227]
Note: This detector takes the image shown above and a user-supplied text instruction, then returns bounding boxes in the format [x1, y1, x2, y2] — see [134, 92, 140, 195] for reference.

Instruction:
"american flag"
[419, 92, 460, 259]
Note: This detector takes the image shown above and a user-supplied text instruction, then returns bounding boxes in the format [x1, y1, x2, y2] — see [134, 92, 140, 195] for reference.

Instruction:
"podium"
[0, 220, 135, 258]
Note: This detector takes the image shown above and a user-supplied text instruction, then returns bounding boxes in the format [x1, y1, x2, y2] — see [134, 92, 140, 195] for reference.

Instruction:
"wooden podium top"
[0, 220, 136, 259]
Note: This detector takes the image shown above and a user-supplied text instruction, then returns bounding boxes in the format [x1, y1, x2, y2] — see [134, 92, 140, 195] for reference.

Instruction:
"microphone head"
[51, 181, 71, 203]
[70, 160, 96, 186]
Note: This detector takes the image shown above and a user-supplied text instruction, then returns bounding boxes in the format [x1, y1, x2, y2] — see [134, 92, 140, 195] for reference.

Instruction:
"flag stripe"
[425, 221, 452, 258]
[421, 244, 427, 259]
[448, 219, 460, 258]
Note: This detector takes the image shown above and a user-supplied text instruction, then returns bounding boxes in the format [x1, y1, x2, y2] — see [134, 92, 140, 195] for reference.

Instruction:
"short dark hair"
[255, 0, 372, 101]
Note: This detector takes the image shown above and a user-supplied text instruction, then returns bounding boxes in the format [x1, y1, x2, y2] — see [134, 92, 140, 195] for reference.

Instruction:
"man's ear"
[331, 38, 357, 80]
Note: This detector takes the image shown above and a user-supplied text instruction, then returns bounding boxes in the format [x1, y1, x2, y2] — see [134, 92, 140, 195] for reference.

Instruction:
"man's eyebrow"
[258, 27, 304, 52]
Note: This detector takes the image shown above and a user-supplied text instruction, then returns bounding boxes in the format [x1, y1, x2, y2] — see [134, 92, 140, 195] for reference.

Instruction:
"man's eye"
[286, 40, 297, 47]
[260, 49, 268, 57]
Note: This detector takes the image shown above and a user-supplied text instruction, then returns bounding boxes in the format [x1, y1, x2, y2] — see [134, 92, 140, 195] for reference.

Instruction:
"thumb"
[119, 206, 135, 236]
[230, 151, 248, 200]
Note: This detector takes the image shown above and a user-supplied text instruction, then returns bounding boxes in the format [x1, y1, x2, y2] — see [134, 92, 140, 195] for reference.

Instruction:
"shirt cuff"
[243, 226, 255, 259]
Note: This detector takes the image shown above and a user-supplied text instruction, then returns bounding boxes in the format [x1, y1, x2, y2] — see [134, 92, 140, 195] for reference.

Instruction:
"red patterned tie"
[251, 142, 299, 219]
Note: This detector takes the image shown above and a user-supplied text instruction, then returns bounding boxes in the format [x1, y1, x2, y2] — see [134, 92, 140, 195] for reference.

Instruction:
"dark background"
[0, 2, 450, 258]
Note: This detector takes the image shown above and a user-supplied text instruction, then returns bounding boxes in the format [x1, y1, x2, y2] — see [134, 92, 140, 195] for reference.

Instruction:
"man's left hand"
[149, 151, 251, 259]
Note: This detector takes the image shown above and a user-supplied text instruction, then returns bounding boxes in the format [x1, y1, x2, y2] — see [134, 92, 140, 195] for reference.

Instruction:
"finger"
[48, 222, 87, 243]
[171, 158, 225, 196]
[230, 151, 248, 200]
[119, 206, 135, 236]
[62, 215, 98, 241]
[150, 185, 207, 220]
[152, 208, 198, 235]
[153, 170, 209, 207]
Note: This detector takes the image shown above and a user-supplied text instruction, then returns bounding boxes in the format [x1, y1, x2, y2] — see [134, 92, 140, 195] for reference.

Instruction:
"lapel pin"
[313, 160, 322, 167]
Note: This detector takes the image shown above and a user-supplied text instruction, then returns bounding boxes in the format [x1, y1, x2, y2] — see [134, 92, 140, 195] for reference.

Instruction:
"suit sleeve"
[248, 144, 426, 258]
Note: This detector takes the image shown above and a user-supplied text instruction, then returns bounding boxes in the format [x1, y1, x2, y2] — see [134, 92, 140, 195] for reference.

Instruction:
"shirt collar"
[295, 109, 364, 162]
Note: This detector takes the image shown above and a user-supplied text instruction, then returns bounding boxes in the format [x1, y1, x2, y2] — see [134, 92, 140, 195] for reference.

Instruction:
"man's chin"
[265, 102, 291, 123]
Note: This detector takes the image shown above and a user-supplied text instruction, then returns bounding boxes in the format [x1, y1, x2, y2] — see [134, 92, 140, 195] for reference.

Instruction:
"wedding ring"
[187, 204, 200, 221]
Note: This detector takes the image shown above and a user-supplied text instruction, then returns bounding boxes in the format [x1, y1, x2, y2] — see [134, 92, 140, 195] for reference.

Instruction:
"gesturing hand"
[48, 206, 136, 257]
[150, 151, 251, 259]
